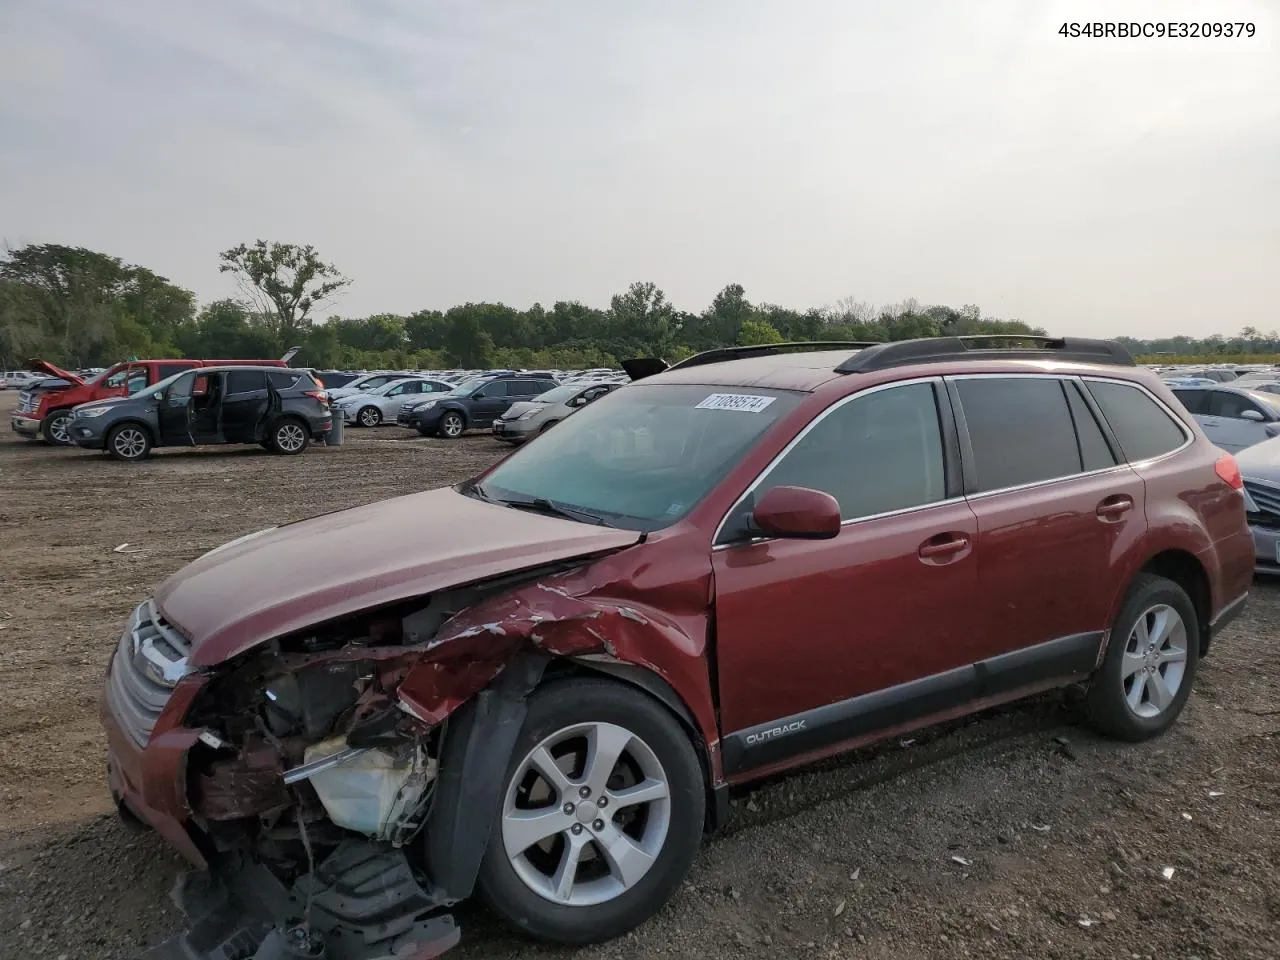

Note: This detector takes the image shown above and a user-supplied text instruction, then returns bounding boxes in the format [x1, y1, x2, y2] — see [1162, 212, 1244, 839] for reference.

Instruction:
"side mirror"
[752, 486, 842, 540]
[569, 396, 587, 407]
[1241, 409, 1265, 422]
[153, 392, 164, 401]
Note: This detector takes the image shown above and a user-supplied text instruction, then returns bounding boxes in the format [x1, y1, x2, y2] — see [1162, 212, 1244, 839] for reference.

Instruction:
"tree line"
[0, 240, 1252, 372]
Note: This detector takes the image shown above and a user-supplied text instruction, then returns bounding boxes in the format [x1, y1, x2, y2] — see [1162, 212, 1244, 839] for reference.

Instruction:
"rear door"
[950, 374, 1145, 673]
[1202, 391, 1272, 453]
[221, 370, 269, 443]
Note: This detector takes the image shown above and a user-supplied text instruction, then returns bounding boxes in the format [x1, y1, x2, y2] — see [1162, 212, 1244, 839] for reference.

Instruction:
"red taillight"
[304, 390, 328, 403]
[1215, 453, 1243, 490]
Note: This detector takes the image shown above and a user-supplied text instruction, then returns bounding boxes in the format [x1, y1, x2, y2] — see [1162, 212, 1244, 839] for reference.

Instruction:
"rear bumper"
[10, 414, 40, 438]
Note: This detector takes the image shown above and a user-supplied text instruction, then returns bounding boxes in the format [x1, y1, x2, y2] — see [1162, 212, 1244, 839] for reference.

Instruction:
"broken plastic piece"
[1161, 866, 1176, 880]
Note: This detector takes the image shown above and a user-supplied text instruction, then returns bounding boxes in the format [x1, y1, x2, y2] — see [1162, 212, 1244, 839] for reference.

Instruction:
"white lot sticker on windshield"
[695, 393, 776, 413]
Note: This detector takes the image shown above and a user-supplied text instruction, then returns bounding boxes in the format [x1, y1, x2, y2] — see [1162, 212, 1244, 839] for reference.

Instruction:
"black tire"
[41, 409, 74, 446]
[106, 423, 153, 462]
[357, 406, 381, 428]
[437, 411, 465, 439]
[539, 419, 560, 433]
[268, 418, 310, 455]
[476, 678, 705, 945]
[1082, 573, 1200, 742]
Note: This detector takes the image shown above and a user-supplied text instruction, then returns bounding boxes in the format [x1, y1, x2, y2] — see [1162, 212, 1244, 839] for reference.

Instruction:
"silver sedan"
[331, 377, 453, 427]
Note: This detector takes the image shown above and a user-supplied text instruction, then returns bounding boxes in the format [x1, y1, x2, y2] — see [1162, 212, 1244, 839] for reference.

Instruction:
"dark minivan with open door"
[67, 365, 332, 461]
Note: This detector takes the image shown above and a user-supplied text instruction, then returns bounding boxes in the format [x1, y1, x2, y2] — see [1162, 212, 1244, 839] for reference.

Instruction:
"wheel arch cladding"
[1140, 549, 1211, 653]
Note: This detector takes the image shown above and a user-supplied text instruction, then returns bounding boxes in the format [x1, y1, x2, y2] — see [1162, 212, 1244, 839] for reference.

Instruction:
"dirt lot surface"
[1, 389, 1277, 960]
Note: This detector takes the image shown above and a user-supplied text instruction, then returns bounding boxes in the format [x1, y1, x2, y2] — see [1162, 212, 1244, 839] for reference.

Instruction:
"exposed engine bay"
[143, 582, 551, 960]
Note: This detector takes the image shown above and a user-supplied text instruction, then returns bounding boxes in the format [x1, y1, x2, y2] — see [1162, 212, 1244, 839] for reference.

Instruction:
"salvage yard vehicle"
[324, 371, 416, 400]
[1168, 384, 1280, 453]
[492, 381, 621, 443]
[331, 376, 453, 427]
[11, 353, 295, 446]
[71, 365, 331, 461]
[103, 336, 1253, 959]
[400, 372, 558, 437]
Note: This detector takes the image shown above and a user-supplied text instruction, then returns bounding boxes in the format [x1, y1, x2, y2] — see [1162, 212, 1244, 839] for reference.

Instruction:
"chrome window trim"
[713, 371, 1194, 550]
[712, 376, 953, 548]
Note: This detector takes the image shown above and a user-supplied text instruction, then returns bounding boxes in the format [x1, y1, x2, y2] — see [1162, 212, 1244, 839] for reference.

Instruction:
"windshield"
[474, 383, 805, 531]
[530, 385, 579, 404]
[446, 377, 487, 397]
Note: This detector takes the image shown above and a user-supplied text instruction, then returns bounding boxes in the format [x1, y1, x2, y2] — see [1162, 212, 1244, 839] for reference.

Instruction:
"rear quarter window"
[1085, 380, 1188, 461]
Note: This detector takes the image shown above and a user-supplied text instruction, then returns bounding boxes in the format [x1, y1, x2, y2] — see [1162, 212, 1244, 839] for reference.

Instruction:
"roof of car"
[193, 365, 307, 374]
[645, 350, 1148, 393]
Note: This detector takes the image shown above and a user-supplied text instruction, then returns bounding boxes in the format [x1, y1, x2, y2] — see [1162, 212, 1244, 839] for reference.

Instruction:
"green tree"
[218, 241, 350, 347]
[738, 318, 784, 345]
[443, 308, 496, 366]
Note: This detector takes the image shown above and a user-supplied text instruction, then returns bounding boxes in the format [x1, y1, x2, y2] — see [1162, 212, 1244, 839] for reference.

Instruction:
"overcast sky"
[1, 0, 1276, 338]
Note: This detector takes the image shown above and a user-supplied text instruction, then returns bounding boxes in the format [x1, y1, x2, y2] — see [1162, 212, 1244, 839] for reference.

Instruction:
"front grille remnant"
[105, 600, 192, 746]
[17, 391, 37, 414]
[1245, 480, 1280, 529]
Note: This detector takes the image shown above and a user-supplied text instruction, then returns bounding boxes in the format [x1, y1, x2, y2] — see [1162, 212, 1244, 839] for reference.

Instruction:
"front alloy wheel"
[477, 679, 705, 945]
[107, 424, 152, 462]
[439, 412, 464, 438]
[42, 411, 73, 445]
[358, 406, 381, 427]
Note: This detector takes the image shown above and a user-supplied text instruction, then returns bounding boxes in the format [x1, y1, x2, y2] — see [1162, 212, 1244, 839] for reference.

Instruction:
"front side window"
[102, 365, 128, 388]
[1207, 391, 1265, 420]
[479, 381, 509, 398]
[165, 371, 196, 402]
[750, 382, 946, 523]
[955, 377, 1082, 493]
[477, 383, 804, 532]
[125, 368, 150, 394]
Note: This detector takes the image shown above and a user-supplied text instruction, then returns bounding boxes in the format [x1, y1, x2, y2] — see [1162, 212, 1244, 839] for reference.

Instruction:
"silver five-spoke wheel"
[112, 427, 148, 460]
[358, 406, 380, 427]
[1121, 603, 1188, 718]
[501, 721, 671, 907]
[275, 423, 306, 452]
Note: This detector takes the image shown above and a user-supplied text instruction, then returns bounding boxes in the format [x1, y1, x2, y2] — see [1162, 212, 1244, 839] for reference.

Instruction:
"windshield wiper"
[495, 495, 610, 526]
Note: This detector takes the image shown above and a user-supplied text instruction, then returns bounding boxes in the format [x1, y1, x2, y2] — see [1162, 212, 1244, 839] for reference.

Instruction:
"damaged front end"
[122, 552, 713, 960]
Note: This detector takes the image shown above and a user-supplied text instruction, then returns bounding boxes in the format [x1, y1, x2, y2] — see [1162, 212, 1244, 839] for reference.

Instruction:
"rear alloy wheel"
[269, 420, 309, 455]
[438, 412, 465, 439]
[42, 410, 73, 446]
[477, 679, 704, 945]
[107, 424, 152, 462]
[1082, 573, 1200, 741]
[357, 406, 381, 427]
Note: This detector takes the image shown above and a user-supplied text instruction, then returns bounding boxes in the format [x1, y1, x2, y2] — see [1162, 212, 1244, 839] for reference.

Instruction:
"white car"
[331, 377, 454, 427]
[1168, 384, 1280, 453]
[325, 372, 416, 401]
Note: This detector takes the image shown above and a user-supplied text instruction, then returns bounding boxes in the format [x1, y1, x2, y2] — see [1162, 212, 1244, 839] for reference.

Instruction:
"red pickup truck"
[12, 355, 295, 445]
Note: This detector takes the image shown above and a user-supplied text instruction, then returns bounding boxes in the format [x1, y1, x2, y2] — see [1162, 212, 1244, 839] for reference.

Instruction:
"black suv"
[399, 374, 558, 438]
[68, 366, 332, 461]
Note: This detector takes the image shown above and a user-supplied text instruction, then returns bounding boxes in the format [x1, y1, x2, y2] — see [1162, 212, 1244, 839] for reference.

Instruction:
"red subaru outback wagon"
[104, 337, 1252, 959]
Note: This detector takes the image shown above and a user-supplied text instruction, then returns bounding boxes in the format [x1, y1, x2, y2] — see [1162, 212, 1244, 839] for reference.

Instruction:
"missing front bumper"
[143, 842, 460, 960]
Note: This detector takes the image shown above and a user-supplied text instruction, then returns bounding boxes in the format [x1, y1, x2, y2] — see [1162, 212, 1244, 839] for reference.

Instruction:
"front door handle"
[918, 532, 971, 562]
[1096, 495, 1134, 521]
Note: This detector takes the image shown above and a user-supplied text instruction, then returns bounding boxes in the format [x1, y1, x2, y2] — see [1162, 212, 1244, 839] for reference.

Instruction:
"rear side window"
[226, 371, 267, 393]
[955, 378, 1081, 492]
[1171, 389, 1208, 414]
[1064, 382, 1117, 471]
[268, 371, 301, 389]
[1085, 381, 1188, 461]
[157, 363, 195, 379]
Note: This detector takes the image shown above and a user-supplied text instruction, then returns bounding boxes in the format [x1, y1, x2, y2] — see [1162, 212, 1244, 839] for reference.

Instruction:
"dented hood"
[27, 358, 86, 386]
[154, 487, 642, 667]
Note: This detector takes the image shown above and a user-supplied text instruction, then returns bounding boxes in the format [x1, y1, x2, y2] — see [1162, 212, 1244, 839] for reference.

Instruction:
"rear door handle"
[1096, 495, 1134, 521]
[918, 533, 971, 561]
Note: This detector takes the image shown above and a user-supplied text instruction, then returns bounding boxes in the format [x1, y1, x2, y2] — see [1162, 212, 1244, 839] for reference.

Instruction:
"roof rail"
[669, 341, 881, 372]
[833, 335, 1135, 374]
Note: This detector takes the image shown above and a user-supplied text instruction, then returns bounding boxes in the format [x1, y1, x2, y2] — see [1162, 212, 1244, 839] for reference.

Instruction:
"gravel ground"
[1, 390, 1277, 960]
